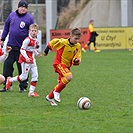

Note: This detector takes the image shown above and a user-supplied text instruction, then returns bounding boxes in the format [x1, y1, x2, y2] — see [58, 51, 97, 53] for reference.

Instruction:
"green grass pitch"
[0, 50, 132, 133]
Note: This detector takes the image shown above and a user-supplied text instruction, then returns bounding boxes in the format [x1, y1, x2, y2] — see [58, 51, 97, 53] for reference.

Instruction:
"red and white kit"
[18, 35, 39, 82]
[6, 35, 40, 96]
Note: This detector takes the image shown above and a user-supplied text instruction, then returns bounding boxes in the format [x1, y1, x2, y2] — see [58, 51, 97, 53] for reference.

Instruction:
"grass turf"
[0, 50, 132, 133]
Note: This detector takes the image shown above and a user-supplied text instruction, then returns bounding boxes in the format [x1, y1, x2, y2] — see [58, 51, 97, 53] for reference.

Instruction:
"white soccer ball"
[77, 97, 91, 109]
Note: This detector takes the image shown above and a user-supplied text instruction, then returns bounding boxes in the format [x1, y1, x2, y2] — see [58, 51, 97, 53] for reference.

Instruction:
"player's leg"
[16, 60, 28, 92]
[0, 74, 5, 84]
[47, 64, 72, 102]
[87, 41, 91, 50]
[28, 63, 39, 97]
[93, 41, 97, 51]
[93, 41, 101, 52]
[0, 51, 15, 92]
[53, 73, 72, 102]
[82, 40, 91, 52]
[6, 63, 29, 90]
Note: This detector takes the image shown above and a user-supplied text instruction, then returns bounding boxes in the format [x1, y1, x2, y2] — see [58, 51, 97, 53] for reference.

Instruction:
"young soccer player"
[44, 28, 82, 106]
[82, 20, 100, 52]
[0, 45, 12, 84]
[6, 23, 42, 97]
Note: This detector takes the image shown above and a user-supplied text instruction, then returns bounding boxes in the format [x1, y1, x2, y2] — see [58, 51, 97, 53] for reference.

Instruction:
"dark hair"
[70, 28, 82, 37]
[89, 20, 94, 23]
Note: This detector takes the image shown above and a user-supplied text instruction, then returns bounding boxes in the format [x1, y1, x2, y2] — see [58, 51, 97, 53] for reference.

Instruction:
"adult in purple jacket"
[0, 0, 34, 92]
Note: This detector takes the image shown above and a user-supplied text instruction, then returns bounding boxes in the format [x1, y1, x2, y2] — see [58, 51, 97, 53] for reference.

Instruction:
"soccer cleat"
[8, 85, 13, 91]
[19, 88, 26, 93]
[46, 95, 57, 106]
[28, 92, 39, 97]
[53, 90, 61, 102]
[95, 49, 101, 52]
[6, 77, 11, 90]
[82, 48, 86, 53]
[0, 87, 6, 92]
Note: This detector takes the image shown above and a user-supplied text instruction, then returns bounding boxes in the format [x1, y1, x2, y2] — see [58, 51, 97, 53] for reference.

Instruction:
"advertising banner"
[50, 27, 133, 50]
[125, 27, 133, 49]
[96, 28, 126, 50]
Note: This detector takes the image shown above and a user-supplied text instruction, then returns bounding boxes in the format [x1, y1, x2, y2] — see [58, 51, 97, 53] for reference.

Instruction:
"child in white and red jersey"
[6, 23, 42, 97]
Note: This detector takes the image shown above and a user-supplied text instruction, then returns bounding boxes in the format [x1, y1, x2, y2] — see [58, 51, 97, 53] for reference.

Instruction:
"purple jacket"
[1, 10, 34, 48]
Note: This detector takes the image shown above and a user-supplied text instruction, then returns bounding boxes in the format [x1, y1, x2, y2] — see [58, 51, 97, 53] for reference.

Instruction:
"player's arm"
[0, 46, 12, 63]
[72, 45, 82, 66]
[44, 38, 60, 56]
[34, 49, 42, 58]
[20, 38, 32, 63]
[44, 45, 50, 56]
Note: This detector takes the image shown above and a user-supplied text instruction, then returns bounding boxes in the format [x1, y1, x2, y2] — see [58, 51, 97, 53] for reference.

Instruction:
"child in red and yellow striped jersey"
[44, 28, 82, 106]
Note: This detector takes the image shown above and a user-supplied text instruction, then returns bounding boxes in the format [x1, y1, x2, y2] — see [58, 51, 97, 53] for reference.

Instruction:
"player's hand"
[38, 53, 42, 57]
[44, 46, 49, 56]
[6, 46, 12, 53]
[73, 58, 81, 66]
[0, 40, 4, 47]
[26, 58, 33, 63]
[44, 52, 48, 56]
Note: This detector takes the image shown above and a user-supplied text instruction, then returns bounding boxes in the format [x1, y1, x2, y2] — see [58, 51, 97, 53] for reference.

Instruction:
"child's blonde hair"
[29, 23, 39, 30]
[70, 28, 82, 37]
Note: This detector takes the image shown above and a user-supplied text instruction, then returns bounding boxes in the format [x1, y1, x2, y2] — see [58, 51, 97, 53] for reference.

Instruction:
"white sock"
[29, 85, 35, 93]
[10, 76, 18, 82]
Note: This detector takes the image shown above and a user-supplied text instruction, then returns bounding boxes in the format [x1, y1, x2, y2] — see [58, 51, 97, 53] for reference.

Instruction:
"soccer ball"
[77, 97, 91, 110]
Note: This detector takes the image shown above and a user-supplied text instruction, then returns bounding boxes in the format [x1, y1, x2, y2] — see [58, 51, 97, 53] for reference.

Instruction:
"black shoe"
[0, 87, 6, 92]
[19, 88, 27, 93]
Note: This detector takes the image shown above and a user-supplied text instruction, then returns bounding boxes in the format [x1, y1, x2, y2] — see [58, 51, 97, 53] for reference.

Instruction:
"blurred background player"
[82, 20, 100, 52]
[44, 28, 82, 106]
[6, 23, 42, 97]
[0, 45, 12, 84]
[0, 0, 34, 92]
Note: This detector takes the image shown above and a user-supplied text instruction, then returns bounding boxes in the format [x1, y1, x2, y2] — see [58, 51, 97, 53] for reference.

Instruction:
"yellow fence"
[95, 27, 133, 50]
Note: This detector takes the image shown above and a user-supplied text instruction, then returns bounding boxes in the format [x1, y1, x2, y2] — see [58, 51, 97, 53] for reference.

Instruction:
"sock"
[94, 47, 97, 50]
[57, 76, 61, 83]
[55, 77, 69, 93]
[29, 81, 36, 93]
[48, 77, 69, 99]
[10, 76, 20, 82]
[48, 89, 55, 99]
[84, 44, 88, 50]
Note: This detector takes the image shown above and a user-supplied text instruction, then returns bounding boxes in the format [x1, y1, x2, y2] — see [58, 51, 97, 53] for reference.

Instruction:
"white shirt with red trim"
[18, 35, 39, 63]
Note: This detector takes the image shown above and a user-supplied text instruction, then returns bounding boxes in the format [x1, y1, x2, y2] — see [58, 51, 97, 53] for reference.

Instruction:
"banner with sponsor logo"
[95, 28, 126, 50]
[50, 28, 87, 48]
[50, 27, 133, 50]
[125, 27, 133, 49]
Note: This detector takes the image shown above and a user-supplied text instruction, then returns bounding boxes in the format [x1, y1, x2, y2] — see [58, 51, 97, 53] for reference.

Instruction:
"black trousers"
[3, 46, 28, 90]
[87, 41, 96, 47]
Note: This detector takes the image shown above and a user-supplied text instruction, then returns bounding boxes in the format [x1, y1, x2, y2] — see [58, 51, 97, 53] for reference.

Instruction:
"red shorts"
[53, 64, 72, 79]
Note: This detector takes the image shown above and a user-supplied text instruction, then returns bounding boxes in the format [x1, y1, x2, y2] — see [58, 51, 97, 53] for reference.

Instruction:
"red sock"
[48, 77, 69, 98]
[55, 81, 66, 93]
[48, 89, 55, 99]
[55, 77, 69, 92]
[84, 44, 88, 50]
